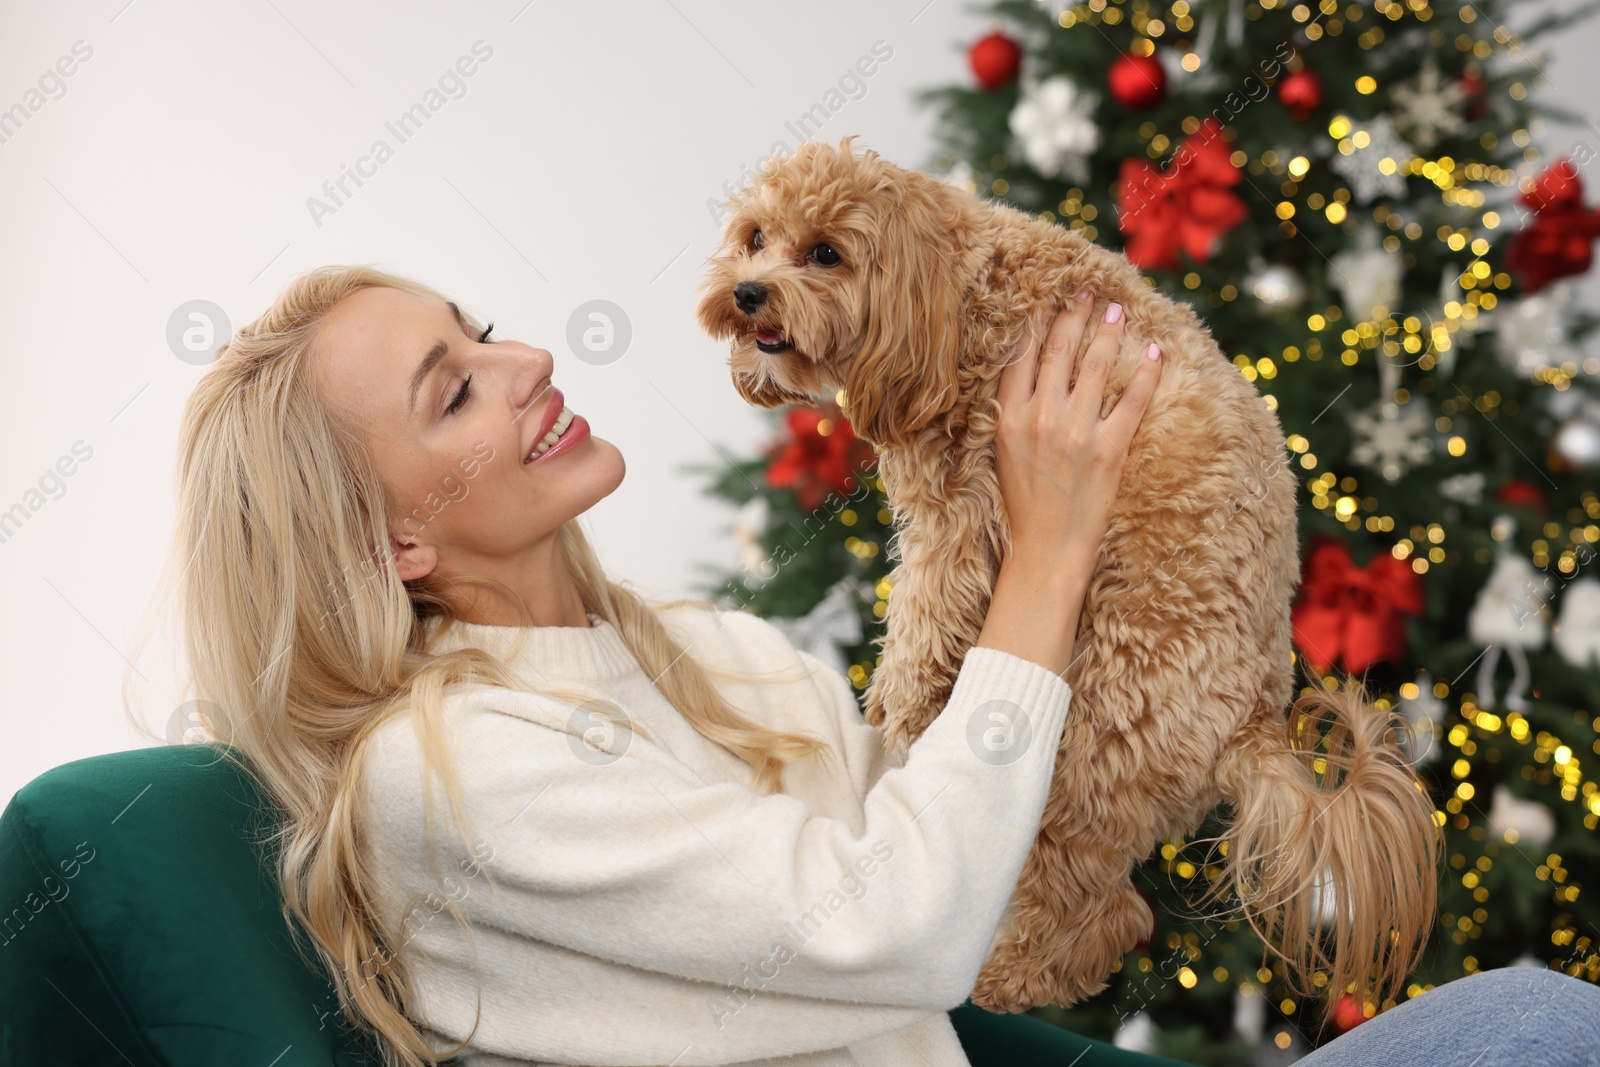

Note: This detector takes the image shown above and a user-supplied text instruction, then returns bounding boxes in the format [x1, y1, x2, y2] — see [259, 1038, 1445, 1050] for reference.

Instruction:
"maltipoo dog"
[696, 137, 1439, 1021]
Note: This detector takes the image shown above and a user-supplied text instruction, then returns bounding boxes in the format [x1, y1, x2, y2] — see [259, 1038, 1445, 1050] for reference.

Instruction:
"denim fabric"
[1298, 967, 1600, 1067]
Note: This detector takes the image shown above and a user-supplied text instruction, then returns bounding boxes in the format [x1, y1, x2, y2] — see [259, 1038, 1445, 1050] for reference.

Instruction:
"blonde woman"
[156, 266, 1599, 1067]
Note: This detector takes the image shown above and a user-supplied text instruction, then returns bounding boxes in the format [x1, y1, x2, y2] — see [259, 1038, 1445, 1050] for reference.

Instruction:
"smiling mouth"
[754, 326, 793, 354]
[525, 405, 576, 463]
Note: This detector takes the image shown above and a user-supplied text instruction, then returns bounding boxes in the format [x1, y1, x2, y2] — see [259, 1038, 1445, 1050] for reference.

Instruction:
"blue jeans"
[949, 968, 1600, 1065]
[1298, 967, 1600, 1066]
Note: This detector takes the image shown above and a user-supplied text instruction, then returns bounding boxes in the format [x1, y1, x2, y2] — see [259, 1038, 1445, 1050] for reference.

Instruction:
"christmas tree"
[690, 1, 1600, 1061]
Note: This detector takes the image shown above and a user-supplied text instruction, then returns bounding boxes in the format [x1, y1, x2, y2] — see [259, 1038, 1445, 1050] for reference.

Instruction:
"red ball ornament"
[1278, 68, 1323, 119]
[1460, 69, 1490, 120]
[1331, 994, 1371, 1032]
[1494, 479, 1549, 515]
[1109, 52, 1167, 109]
[969, 31, 1021, 91]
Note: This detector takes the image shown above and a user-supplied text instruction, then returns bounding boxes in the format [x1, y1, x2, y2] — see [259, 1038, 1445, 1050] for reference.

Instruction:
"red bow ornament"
[765, 403, 877, 512]
[1116, 117, 1249, 271]
[1291, 535, 1425, 675]
[1504, 157, 1600, 293]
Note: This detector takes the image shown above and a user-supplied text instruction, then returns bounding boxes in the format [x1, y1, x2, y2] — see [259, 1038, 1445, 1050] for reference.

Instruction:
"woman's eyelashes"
[442, 322, 495, 417]
[445, 374, 472, 416]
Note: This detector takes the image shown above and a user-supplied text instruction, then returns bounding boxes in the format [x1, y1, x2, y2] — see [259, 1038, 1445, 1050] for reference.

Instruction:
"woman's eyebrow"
[407, 302, 472, 415]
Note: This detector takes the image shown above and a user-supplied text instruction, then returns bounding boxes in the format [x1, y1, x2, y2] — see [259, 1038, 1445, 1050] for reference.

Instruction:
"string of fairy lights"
[820, 0, 1600, 1045]
[1148, 0, 1590, 1034]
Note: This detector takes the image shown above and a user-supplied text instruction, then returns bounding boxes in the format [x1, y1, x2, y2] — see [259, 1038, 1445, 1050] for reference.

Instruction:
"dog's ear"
[843, 171, 966, 447]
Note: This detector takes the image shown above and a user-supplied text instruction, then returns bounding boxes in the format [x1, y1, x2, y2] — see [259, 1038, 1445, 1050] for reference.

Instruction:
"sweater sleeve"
[789, 645, 909, 792]
[363, 642, 1072, 1020]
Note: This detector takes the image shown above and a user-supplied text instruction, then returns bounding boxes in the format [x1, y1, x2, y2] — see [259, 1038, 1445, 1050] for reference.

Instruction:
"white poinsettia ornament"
[1008, 74, 1100, 184]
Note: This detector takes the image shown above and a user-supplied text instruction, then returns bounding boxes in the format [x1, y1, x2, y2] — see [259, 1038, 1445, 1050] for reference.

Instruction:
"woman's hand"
[972, 292, 1161, 677]
[993, 291, 1163, 578]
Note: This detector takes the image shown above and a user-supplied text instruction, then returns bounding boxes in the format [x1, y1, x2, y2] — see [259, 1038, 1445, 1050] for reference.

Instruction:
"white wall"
[2, 0, 1595, 799]
[0, 0, 992, 796]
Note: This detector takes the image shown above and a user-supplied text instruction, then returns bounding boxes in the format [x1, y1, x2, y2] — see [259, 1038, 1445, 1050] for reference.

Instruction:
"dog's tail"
[1204, 679, 1442, 1033]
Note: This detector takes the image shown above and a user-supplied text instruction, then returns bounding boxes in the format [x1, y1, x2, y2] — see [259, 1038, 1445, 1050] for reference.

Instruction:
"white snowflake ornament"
[1495, 283, 1579, 378]
[1392, 58, 1468, 150]
[1330, 114, 1411, 203]
[1438, 471, 1485, 504]
[765, 577, 866, 677]
[1008, 74, 1100, 184]
[1349, 398, 1434, 482]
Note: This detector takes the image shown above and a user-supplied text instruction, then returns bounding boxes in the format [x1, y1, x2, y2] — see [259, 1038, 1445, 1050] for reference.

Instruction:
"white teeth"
[530, 406, 575, 460]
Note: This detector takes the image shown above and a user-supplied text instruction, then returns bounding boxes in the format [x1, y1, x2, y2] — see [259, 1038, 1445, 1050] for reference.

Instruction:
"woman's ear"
[388, 533, 438, 583]
[843, 174, 965, 447]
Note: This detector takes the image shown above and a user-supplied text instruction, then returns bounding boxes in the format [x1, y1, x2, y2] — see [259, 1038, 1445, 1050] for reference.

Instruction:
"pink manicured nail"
[1078, 288, 1093, 302]
[1105, 302, 1123, 323]
[1146, 343, 1161, 360]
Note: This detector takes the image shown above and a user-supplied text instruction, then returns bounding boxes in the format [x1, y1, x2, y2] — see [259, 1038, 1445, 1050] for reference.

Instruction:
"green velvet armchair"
[0, 744, 1186, 1066]
[0, 745, 381, 1064]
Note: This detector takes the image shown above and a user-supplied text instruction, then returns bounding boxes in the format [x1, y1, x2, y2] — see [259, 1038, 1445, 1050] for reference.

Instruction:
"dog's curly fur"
[696, 137, 1440, 1025]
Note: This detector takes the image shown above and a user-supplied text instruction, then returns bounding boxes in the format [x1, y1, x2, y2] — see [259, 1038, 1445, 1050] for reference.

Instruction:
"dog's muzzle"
[734, 281, 768, 314]
[733, 280, 792, 353]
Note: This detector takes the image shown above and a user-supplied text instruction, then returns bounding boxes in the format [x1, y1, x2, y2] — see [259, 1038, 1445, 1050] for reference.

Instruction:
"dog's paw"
[970, 947, 1113, 1013]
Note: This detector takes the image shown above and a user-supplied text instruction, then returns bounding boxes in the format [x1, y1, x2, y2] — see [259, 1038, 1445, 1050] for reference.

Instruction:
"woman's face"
[313, 286, 624, 586]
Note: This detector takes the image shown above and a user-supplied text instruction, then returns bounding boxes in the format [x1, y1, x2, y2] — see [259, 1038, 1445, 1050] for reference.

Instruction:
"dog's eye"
[750, 229, 764, 251]
[809, 243, 841, 267]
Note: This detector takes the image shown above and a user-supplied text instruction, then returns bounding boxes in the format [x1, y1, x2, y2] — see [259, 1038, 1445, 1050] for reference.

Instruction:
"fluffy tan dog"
[696, 137, 1440, 1023]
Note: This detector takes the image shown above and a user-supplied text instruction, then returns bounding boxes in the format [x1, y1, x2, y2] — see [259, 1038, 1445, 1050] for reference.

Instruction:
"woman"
[162, 265, 1599, 1066]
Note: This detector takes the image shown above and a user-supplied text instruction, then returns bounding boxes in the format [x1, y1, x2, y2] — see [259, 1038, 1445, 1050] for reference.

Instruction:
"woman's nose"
[515, 348, 556, 412]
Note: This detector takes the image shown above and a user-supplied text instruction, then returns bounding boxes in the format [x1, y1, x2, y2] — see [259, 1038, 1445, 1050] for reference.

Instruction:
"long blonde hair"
[126, 264, 831, 1065]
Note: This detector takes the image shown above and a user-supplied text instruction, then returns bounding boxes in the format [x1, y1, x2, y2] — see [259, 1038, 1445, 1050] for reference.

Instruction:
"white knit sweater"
[357, 601, 1074, 1066]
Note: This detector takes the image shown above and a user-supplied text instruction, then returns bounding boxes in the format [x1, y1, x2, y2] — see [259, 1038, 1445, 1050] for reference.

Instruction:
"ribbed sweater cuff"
[949, 645, 1074, 723]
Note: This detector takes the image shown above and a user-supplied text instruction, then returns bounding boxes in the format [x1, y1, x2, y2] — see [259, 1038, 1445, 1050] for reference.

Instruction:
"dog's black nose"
[734, 281, 768, 314]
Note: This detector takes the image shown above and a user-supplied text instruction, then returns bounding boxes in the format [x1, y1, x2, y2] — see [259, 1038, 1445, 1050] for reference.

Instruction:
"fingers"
[997, 309, 1049, 412]
[1101, 342, 1164, 449]
[1064, 299, 1126, 429]
[1033, 290, 1099, 402]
